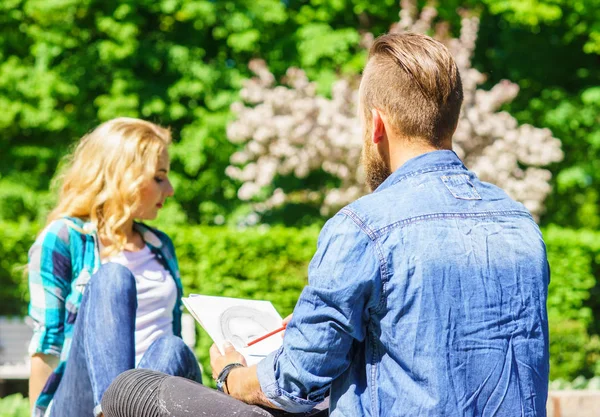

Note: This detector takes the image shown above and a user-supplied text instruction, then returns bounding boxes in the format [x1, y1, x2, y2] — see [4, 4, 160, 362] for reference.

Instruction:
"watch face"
[216, 380, 225, 392]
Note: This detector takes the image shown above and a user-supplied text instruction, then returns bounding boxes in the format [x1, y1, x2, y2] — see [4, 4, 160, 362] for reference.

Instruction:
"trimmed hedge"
[1, 221, 599, 382]
[0, 221, 38, 316]
[0, 394, 28, 417]
[166, 224, 319, 382]
[544, 226, 600, 379]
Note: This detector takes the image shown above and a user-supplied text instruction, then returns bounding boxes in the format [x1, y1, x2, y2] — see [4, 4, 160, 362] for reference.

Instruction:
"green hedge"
[0, 394, 28, 417]
[544, 226, 600, 379]
[166, 224, 319, 382]
[1, 221, 599, 383]
[0, 221, 38, 316]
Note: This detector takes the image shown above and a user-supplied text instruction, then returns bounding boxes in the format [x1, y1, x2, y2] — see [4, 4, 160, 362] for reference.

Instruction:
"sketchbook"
[182, 294, 284, 366]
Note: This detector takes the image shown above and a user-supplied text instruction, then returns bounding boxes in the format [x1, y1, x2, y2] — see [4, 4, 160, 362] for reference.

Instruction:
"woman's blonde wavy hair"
[47, 117, 172, 257]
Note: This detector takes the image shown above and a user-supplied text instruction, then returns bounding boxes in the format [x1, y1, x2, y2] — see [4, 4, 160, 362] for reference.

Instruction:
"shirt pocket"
[441, 174, 482, 200]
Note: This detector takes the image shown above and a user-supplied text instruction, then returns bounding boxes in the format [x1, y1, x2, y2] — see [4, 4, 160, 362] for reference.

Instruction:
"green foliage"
[545, 227, 600, 326]
[168, 225, 318, 313]
[0, 221, 39, 315]
[2, 221, 600, 382]
[549, 320, 600, 380]
[164, 224, 319, 382]
[2, 0, 600, 390]
[0, 0, 402, 226]
[473, 1, 600, 228]
[480, 0, 600, 53]
[3, 0, 598, 228]
[550, 375, 600, 390]
[0, 220, 320, 384]
[544, 227, 600, 380]
[533, 87, 600, 228]
[0, 394, 29, 417]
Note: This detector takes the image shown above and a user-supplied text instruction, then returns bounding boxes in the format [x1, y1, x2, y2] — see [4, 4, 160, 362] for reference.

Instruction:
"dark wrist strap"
[216, 362, 245, 393]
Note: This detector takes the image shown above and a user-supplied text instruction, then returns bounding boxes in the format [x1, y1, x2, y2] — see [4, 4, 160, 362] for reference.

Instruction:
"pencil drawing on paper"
[181, 294, 284, 365]
[218, 306, 281, 349]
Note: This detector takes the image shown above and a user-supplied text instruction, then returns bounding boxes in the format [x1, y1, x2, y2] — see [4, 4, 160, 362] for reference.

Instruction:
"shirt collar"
[374, 150, 467, 193]
[133, 222, 164, 250]
[63, 217, 164, 251]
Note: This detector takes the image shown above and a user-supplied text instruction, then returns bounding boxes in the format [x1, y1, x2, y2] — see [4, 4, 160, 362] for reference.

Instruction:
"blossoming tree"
[226, 0, 563, 220]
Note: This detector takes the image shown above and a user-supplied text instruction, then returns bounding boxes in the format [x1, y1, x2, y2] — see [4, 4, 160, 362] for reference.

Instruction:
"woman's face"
[134, 148, 174, 220]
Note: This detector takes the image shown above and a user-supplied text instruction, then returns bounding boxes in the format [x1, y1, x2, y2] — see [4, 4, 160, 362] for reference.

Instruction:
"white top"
[105, 246, 177, 365]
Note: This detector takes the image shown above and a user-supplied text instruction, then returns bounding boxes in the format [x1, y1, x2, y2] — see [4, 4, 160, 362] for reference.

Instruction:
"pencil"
[245, 324, 287, 347]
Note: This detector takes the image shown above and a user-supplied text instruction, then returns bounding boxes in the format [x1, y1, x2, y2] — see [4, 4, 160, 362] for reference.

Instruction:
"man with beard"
[102, 32, 549, 417]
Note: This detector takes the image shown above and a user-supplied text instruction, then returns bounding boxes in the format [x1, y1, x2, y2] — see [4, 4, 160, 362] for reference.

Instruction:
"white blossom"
[226, 0, 563, 220]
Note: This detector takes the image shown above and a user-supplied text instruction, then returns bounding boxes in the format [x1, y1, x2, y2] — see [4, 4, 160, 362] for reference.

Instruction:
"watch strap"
[216, 362, 245, 393]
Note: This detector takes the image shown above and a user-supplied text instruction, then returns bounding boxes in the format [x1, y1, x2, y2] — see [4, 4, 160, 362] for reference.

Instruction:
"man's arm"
[210, 211, 381, 413]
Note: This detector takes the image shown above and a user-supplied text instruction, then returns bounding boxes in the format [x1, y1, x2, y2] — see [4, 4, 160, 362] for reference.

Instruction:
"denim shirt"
[257, 150, 549, 417]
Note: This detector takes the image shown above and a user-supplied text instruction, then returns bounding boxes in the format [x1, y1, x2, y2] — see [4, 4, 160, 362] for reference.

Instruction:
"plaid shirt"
[28, 217, 183, 415]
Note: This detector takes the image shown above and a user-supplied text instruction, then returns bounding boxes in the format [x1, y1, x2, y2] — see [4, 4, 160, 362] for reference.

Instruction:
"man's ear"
[371, 109, 386, 144]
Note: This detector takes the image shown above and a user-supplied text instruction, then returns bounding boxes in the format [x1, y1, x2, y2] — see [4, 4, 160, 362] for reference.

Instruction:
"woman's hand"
[209, 342, 247, 380]
[29, 353, 59, 409]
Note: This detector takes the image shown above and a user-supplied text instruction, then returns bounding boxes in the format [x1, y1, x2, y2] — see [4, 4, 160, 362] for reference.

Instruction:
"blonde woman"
[28, 118, 202, 417]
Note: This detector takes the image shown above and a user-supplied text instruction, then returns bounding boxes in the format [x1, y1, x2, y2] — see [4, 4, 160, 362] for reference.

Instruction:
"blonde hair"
[47, 117, 172, 257]
[361, 32, 463, 147]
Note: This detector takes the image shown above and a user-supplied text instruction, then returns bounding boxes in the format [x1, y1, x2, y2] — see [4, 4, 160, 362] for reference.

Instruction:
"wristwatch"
[216, 362, 245, 393]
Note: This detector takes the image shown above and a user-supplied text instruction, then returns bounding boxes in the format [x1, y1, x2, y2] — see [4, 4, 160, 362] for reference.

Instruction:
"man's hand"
[210, 342, 247, 380]
[281, 314, 293, 338]
[209, 342, 279, 408]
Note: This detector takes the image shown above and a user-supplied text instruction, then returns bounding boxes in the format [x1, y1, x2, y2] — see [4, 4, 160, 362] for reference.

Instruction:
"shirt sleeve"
[28, 220, 72, 357]
[257, 211, 382, 413]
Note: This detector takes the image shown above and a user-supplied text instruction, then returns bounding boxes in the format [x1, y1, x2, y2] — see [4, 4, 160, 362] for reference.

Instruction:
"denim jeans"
[48, 263, 202, 417]
[101, 369, 329, 417]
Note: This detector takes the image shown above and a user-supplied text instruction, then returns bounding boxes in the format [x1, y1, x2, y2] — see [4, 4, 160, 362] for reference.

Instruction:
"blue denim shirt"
[257, 150, 549, 417]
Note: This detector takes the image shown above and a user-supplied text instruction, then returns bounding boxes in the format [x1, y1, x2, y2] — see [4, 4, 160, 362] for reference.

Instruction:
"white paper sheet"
[182, 294, 284, 366]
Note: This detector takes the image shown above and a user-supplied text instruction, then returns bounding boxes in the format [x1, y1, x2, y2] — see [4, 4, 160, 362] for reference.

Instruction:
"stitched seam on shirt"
[272, 389, 321, 406]
[440, 175, 482, 200]
[264, 347, 319, 407]
[374, 210, 533, 237]
[372, 241, 389, 314]
[369, 242, 386, 416]
[340, 208, 389, 313]
[369, 324, 380, 417]
[389, 164, 467, 186]
[341, 207, 386, 416]
[340, 207, 377, 240]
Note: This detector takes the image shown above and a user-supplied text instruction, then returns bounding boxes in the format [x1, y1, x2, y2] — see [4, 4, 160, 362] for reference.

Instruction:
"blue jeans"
[49, 263, 202, 417]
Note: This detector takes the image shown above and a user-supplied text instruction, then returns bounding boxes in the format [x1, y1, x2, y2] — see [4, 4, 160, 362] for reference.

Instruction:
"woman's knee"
[150, 335, 192, 358]
[144, 335, 202, 382]
[89, 262, 137, 298]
